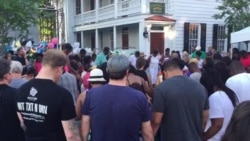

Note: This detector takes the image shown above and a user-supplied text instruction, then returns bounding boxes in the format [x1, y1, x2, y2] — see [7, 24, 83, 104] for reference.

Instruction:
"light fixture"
[143, 27, 148, 38]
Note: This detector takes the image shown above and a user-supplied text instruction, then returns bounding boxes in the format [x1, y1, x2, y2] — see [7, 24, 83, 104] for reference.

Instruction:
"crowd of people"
[1, 43, 250, 141]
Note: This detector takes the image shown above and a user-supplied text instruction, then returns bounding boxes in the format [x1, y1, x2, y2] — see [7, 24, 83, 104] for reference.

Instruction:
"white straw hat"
[88, 68, 106, 82]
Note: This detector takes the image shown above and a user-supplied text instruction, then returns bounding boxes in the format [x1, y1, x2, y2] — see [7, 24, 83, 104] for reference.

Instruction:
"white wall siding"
[116, 24, 139, 49]
[173, 0, 224, 51]
[167, 0, 175, 15]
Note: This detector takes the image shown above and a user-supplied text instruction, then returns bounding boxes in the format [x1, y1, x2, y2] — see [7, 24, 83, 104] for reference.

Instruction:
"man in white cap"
[191, 46, 206, 59]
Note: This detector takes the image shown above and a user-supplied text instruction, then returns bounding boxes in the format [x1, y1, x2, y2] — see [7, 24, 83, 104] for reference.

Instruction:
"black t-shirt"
[15, 56, 26, 65]
[153, 76, 209, 141]
[99, 62, 109, 83]
[136, 70, 148, 82]
[0, 84, 25, 141]
[16, 79, 76, 141]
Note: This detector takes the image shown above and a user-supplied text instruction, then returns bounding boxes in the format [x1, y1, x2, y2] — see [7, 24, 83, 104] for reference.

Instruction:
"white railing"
[75, 0, 171, 26]
[83, 10, 96, 24]
[149, 0, 166, 2]
[98, 4, 115, 21]
[74, 14, 82, 26]
[117, 0, 141, 17]
[74, 10, 96, 25]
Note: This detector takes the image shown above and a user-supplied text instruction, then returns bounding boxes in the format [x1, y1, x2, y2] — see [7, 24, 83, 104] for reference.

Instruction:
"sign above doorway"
[150, 2, 165, 15]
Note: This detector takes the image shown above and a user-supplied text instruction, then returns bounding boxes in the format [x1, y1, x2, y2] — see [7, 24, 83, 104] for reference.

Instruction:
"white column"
[113, 26, 117, 50]
[95, 0, 99, 22]
[114, 0, 118, 18]
[139, 21, 147, 55]
[95, 29, 99, 53]
[141, 0, 147, 13]
[81, 31, 84, 48]
[64, 0, 75, 43]
[81, 0, 84, 13]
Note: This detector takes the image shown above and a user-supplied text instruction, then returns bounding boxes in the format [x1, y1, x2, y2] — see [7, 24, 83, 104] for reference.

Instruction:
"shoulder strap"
[127, 75, 130, 86]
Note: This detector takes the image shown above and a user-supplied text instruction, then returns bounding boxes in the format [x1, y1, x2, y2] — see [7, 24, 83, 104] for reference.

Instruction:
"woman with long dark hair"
[221, 101, 250, 141]
[202, 69, 238, 141]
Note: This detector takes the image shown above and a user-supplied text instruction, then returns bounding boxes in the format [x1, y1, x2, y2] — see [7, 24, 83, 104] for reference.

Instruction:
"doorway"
[150, 32, 164, 54]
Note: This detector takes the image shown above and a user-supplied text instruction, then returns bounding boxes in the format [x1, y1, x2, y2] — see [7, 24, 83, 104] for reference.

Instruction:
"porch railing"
[98, 4, 115, 21]
[83, 10, 96, 24]
[117, 0, 141, 17]
[74, 0, 169, 26]
[74, 10, 96, 25]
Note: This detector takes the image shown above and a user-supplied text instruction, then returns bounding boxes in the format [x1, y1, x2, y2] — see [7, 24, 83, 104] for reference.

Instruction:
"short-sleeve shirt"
[153, 76, 209, 141]
[58, 72, 79, 104]
[16, 79, 76, 141]
[82, 84, 151, 141]
[190, 72, 201, 83]
[95, 52, 107, 67]
[226, 73, 250, 103]
[9, 78, 28, 89]
[0, 84, 25, 141]
[15, 56, 26, 66]
[206, 91, 234, 141]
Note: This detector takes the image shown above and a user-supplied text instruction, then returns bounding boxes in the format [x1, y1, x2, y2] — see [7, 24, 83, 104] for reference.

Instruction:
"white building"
[63, 0, 227, 56]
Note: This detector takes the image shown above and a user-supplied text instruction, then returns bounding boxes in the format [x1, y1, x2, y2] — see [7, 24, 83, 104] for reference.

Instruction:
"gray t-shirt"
[153, 76, 209, 141]
[190, 72, 201, 83]
[9, 78, 28, 89]
[58, 72, 78, 104]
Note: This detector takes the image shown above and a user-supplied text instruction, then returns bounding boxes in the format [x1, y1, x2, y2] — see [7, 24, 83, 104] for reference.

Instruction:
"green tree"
[214, 0, 250, 31]
[0, 0, 39, 46]
[39, 10, 56, 42]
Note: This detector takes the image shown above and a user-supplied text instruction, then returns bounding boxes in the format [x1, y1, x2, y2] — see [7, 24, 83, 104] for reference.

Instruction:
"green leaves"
[0, 0, 39, 45]
[214, 0, 250, 32]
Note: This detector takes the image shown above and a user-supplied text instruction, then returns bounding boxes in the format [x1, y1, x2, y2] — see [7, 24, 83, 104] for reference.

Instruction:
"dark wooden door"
[91, 33, 95, 51]
[122, 27, 129, 49]
[150, 33, 164, 54]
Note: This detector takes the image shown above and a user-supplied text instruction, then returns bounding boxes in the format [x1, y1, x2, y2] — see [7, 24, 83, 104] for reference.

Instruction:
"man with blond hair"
[16, 50, 81, 141]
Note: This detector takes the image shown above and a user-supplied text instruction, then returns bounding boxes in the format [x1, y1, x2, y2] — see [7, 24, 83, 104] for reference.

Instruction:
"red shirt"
[240, 55, 250, 68]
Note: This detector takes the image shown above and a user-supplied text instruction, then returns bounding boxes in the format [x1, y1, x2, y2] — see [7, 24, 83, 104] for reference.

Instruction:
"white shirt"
[226, 73, 250, 103]
[129, 55, 137, 67]
[206, 91, 234, 141]
[197, 59, 204, 69]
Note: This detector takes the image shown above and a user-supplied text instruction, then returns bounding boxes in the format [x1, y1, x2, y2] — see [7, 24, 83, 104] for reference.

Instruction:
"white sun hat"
[88, 68, 106, 82]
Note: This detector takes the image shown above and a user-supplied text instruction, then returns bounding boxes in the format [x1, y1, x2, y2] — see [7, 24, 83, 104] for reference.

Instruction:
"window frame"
[217, 25, 226, 53]
[188, 24, 200, 53]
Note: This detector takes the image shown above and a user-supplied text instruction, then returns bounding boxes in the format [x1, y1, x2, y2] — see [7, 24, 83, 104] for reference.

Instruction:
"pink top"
[35, 62, 42, 73]
[83, 72, 90, 90]
[64, 65, 70, 72]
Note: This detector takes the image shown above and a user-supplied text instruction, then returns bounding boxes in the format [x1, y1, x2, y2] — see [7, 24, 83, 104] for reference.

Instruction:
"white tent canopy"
[231, 26, 250, 43]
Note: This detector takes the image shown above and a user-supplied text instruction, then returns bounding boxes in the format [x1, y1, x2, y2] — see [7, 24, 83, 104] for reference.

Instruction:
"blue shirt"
[9, 78, 28, 89]
[82, 84, 151, 141]
[95, 52, 107, 67]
